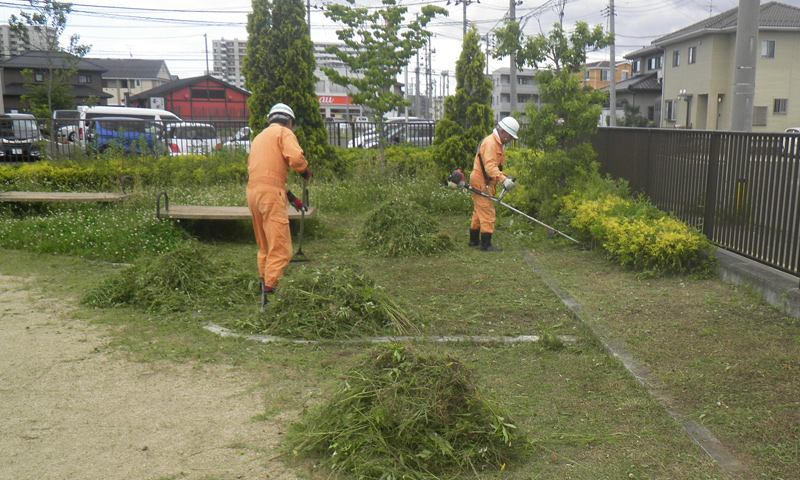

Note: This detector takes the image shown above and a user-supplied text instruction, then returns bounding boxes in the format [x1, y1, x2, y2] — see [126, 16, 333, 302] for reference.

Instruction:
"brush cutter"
[291, 178, 310, 262]
[448, 169, 582, 245]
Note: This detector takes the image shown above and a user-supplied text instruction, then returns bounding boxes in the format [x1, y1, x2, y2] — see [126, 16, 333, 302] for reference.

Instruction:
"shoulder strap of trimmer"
[476, 139, 491, 185]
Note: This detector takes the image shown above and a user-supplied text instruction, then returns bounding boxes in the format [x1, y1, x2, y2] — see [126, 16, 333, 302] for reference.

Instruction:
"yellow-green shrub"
[562, 191, 713, 274]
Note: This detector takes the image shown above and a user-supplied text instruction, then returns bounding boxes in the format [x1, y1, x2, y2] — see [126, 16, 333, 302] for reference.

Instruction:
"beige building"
[580, 60, 632, 90]
[86, 58, 174, 106]
[211, 38, 247, 89]
[655, 1, 800, 131]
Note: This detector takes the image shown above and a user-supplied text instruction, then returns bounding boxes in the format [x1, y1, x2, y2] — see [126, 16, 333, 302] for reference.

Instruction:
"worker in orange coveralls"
[246, 103, 311, 309]
[469, 116, 520, 252]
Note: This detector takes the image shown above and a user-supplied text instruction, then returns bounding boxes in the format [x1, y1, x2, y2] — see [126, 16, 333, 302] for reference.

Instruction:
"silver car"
[165, 122, 221, 156]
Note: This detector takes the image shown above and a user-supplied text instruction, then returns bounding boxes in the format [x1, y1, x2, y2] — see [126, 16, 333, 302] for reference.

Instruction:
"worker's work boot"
[480, 233, 502, 252]
[260, 279, 276, 313]
[469, 228, 480, 247]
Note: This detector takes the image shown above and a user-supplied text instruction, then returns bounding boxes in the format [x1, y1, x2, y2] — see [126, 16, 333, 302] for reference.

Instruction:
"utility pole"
[450, 0, 477, 38]
[204, 34, 210, 74]
[609, 0, 616, 126]
[416, 53, 421, 117]
[509, 0, 518, 114]
[730, 0, 759, 131]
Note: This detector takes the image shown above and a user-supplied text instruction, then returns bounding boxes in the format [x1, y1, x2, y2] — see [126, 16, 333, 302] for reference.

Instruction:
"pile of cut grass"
[82, 241, 256, 313]
[360, 199, 453, 256]
[241, 264, 415, 339]
[288, 344, 525, 479]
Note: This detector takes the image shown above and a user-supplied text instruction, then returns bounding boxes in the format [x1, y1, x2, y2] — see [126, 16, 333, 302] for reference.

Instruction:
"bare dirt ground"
[0, 273, 300, 480]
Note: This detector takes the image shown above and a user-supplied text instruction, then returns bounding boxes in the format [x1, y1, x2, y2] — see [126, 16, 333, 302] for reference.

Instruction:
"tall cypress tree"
[242, 0, 272, 133]
[432, 24, 494, 178]
[244, 0, 335, 169]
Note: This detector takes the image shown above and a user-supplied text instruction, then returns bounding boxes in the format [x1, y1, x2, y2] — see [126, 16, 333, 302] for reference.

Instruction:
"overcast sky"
[0, 0, 755, 85]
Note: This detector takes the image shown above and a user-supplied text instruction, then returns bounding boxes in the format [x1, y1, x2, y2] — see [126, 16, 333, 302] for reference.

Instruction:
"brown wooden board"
[0, 191, 134, 203]
[156, 204, 316, 221]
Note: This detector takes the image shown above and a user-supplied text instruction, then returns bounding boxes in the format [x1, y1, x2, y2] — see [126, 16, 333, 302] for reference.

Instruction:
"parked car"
[52, 109, 80, 143]
[86, 117, 165, 156]
[347, 121, 435, 148]
[165, 122, 221, 156]
[0, 113, 43, 162]
[222, 126, 252, 153]
[782, 127, 800, 157]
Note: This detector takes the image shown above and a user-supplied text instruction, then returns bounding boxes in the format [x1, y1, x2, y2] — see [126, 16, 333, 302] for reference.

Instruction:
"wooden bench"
[0, 176, 134, 204]
[155, 190, 316, 221]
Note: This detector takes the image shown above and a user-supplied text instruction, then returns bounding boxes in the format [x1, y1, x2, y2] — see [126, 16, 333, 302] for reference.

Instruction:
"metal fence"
[591, 127, 800, 277]
[0, 118, 437, 163]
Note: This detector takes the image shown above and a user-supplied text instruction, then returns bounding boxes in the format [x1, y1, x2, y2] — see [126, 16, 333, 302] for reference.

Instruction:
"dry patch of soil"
[0, 274, 300, 480]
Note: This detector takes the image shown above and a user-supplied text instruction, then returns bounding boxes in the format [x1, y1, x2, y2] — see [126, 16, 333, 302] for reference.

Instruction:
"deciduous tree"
[9, 0, 90, 117]
[323, 0, 446, 164]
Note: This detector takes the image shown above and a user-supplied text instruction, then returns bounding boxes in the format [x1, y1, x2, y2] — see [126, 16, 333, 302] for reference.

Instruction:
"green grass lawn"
[1, 171, 797, 479]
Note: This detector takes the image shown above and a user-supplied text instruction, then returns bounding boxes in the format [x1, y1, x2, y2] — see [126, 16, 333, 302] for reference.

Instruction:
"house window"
[752, 106, 768, 126]
[761, 40, 775, 59]
[584, 70, 590, 79]
[673, 50, 680, 67]
[774, 99, 788, 115]
[34, 72, 44, 82]
[78, 74, 91, 83]
[650, 56, 662, 69]
[666, 99, 678, 121]
[647, 106, 655, 121]
[632, 60, 641, 74]
[621, 71, 629, 81]
[601, 70, 609, 81]
[688, 46, 696, 64]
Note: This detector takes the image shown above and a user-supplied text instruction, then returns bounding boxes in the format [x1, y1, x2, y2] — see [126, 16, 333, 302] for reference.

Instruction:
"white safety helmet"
[497, 116, 520, 139]
[268, 103, 295, 121]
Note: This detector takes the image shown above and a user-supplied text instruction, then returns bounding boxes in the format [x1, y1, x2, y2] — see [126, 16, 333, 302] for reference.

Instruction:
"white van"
[73, 106, 182, 144]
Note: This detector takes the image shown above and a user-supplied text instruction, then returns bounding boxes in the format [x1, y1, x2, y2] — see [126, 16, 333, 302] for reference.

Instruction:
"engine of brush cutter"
[448, 169, 466, 189]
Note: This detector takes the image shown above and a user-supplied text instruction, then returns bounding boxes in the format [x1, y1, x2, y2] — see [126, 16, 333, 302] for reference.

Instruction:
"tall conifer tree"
[433, 24, 494, 177]
[244, 0, 334, 168]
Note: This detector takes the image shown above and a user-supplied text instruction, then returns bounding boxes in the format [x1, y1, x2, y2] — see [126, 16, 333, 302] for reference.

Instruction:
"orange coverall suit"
[246, 123, 309, 288]
[470, 130, 508, 234]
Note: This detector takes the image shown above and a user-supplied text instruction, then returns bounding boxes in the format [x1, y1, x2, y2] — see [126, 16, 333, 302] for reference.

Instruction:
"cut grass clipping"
[241, 264, 417, 340]
[82, 241, 256, 313]
[360, 199, 453, 256]
[288, 344, 525, 479]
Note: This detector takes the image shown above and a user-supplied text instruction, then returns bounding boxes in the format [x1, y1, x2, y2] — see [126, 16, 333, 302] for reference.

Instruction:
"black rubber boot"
[469, 228, 480, 247]
[260, 279, 276, 313]
[480, 232, 502, 252]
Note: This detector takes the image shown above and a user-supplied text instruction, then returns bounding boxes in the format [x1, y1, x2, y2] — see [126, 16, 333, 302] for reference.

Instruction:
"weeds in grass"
[82, 241, 256, 313]
[288, 344, 525, 479]
[238, 264, 416, 339]
[360, 199, 453, 256]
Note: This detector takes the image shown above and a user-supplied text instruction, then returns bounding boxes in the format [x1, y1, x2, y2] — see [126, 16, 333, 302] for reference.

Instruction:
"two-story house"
[581, 60, 632, 90]
[0, 51, 111, 112]
[609, 45, 665, 126]
[85, 58, 174, 106]
[655, 1, 800, 131]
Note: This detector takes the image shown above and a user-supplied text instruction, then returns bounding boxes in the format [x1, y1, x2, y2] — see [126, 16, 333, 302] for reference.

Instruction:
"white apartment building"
[491, 67, 540, 121]
[211, 38, 247, 89]
[0, 25, 53, 58]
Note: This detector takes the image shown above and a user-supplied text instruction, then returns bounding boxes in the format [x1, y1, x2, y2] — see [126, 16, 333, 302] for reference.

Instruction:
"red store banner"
[318, 95, 354, 106]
